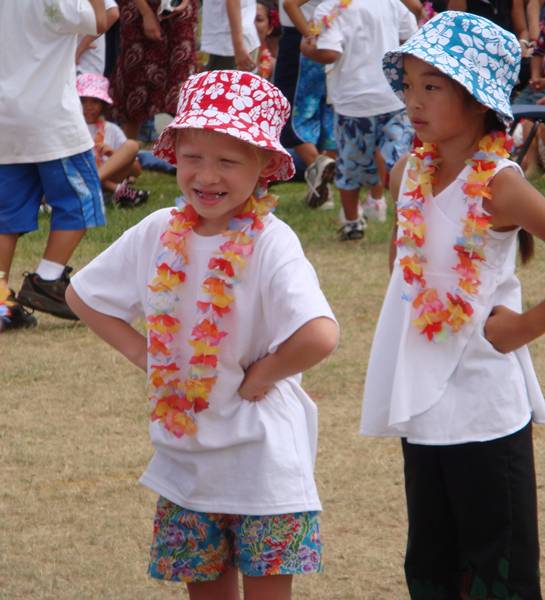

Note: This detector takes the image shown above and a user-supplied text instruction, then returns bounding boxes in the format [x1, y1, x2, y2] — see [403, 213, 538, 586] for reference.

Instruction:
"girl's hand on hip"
[484, 305, 526, 353]
[238, 358, 274, 402]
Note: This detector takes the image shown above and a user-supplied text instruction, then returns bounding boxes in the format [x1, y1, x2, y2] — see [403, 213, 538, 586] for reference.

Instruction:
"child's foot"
[1, 292, 38, 331]
[339, 202, 364, 225]
[113, 179, 150, 208]
[17, 268, 78, 321]
[304, 155, 336, 208]
[362, 195, 387, 223]
[339, 218, 367, 241]
[319, 185, 335, 210]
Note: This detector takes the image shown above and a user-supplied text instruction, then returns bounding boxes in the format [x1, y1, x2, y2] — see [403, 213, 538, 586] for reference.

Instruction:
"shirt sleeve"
[315, 1, 344, 54]
[261, 256, 337, 355]
[398, 4, 418, 41]
[43, 0, 98, 36]
[106, 121, 128, 150]
[70, 223, 146, 323]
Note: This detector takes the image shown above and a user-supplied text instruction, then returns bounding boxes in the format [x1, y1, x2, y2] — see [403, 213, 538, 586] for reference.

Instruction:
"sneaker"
[1, 292, 38, 331]
[304, 155, 336, 208]
[339, 219, 367, 241]
[113, 179, 150, 208]
[338, 202, 364, 225]
[17, 267, 79, 321]
[319, 185, 335, 210]
[363, 195, 387, 223]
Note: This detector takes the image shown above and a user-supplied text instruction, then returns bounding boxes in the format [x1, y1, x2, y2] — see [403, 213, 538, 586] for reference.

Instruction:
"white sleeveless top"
[361, 158, 545, 445]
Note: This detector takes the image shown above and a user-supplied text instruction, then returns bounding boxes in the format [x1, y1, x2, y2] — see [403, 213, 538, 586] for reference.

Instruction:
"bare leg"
[369, 182, 385, 200]
[0, 233, 19, 282]
[243, 574, 293, 600]
[43, 229, 86, 265]
[339, 188, 361, 221]
[187, 565, 240, 600]
[98, 140, 140, 183]
[294, 142, 319, 167]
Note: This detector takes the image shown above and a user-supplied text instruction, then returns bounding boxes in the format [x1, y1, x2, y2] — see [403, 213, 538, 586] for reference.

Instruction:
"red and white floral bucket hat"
[154, 70, 295, 182]
[76, 72, 113, 105]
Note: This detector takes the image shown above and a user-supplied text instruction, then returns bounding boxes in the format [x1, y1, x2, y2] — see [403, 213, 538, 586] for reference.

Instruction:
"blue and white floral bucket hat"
[383, 11, 521, 126]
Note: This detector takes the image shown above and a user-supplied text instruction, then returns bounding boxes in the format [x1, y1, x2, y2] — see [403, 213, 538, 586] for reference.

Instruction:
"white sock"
[366, 194, 385, 203]
[36, 259, 65, 281]
[345, 218, 361, 226]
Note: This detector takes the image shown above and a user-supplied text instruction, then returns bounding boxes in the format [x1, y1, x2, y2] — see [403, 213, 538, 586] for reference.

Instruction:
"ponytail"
[518, 230, 535, 264]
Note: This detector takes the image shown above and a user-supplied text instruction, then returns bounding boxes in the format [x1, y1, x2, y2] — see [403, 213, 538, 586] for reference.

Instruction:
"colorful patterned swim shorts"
[334, 109, 413, 190]
[148, 497, 323, 583]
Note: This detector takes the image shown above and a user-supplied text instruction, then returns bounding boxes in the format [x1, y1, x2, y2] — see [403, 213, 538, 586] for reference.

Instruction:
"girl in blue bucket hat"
[361, 11, 545, 599]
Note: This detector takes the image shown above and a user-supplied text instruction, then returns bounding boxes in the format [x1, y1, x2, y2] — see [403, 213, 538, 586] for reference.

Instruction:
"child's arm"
[283, 0, 313, 38]
[483, 168, 545, 352]
[226, 0, 255, 71]
[76, 4, 119, 63]
[134, 0, 162, 40]
[300, 36, 340, 64]
[400, 0, 425, 21]
[238, 317, 338, 401]
[66, 285, 147, 371]
[87, 0, 108, 34]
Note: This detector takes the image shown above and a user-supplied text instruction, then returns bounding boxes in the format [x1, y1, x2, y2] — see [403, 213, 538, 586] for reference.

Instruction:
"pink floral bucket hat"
[76, 72, 113, 105]
[154, 70, 295, 182]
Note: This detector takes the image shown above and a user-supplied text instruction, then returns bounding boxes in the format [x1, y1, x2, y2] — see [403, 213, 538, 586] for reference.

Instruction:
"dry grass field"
[2, 177, 545, 599]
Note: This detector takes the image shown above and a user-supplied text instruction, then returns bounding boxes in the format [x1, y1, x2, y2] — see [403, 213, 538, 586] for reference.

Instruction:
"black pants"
[402, 421, 542, 600]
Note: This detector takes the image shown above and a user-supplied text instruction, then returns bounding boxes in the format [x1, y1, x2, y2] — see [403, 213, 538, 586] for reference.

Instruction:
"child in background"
[66, 70, 338, 599]
[77, 72, 149, 207]
[362, 12, 545, 598]
[275, 0, 337, 209]
[255, 0, 281, 80]
[302, 0, 417, 240]
[76, 0, 119, 75]
[0, 0, 107, 329]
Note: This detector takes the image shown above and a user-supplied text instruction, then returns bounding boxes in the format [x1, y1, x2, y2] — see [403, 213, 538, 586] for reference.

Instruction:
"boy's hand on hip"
[484, 305, 526, 353]
[238, 357, 274, 402]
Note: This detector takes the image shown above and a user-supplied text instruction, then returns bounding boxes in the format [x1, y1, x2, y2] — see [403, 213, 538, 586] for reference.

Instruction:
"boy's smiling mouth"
[194, 189, 228, 205]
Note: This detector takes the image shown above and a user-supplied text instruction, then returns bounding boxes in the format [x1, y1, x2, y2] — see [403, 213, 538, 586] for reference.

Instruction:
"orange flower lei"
[397, 131, 512, 342]
[146, 192, 277, 438]
[308, 0, 352, 36]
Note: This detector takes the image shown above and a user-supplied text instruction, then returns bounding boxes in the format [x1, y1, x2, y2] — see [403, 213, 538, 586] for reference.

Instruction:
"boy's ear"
[260, 152, 284, 179]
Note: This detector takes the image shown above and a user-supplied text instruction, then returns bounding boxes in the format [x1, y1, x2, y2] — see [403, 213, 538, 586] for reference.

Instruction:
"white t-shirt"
[87, 120, 127, 151]
[315, 0, 417, 118]
[76, 0, 118, 75]
[0, 0, 97, 164]
[201, 0, 260, 56]
[361, 159, 545, 444]
[279, 0, 322, 28]
[71, 208, 337, 514]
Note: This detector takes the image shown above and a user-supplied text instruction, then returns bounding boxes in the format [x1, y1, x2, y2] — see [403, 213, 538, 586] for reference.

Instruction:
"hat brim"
[78, 91, 113, 105]
[153, 112, 295, 183]
[383, 45, 517, 127]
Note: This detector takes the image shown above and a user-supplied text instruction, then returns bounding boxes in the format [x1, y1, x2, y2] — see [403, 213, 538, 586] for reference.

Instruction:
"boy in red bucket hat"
[66, 70, 339, 598]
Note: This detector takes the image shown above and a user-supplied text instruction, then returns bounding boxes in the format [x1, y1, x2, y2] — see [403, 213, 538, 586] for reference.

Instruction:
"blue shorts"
[148, 497, 323, 582]
[274, 27, 335, 150]
[0, 149, 105, 234]
[334, 110, 414, 190]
